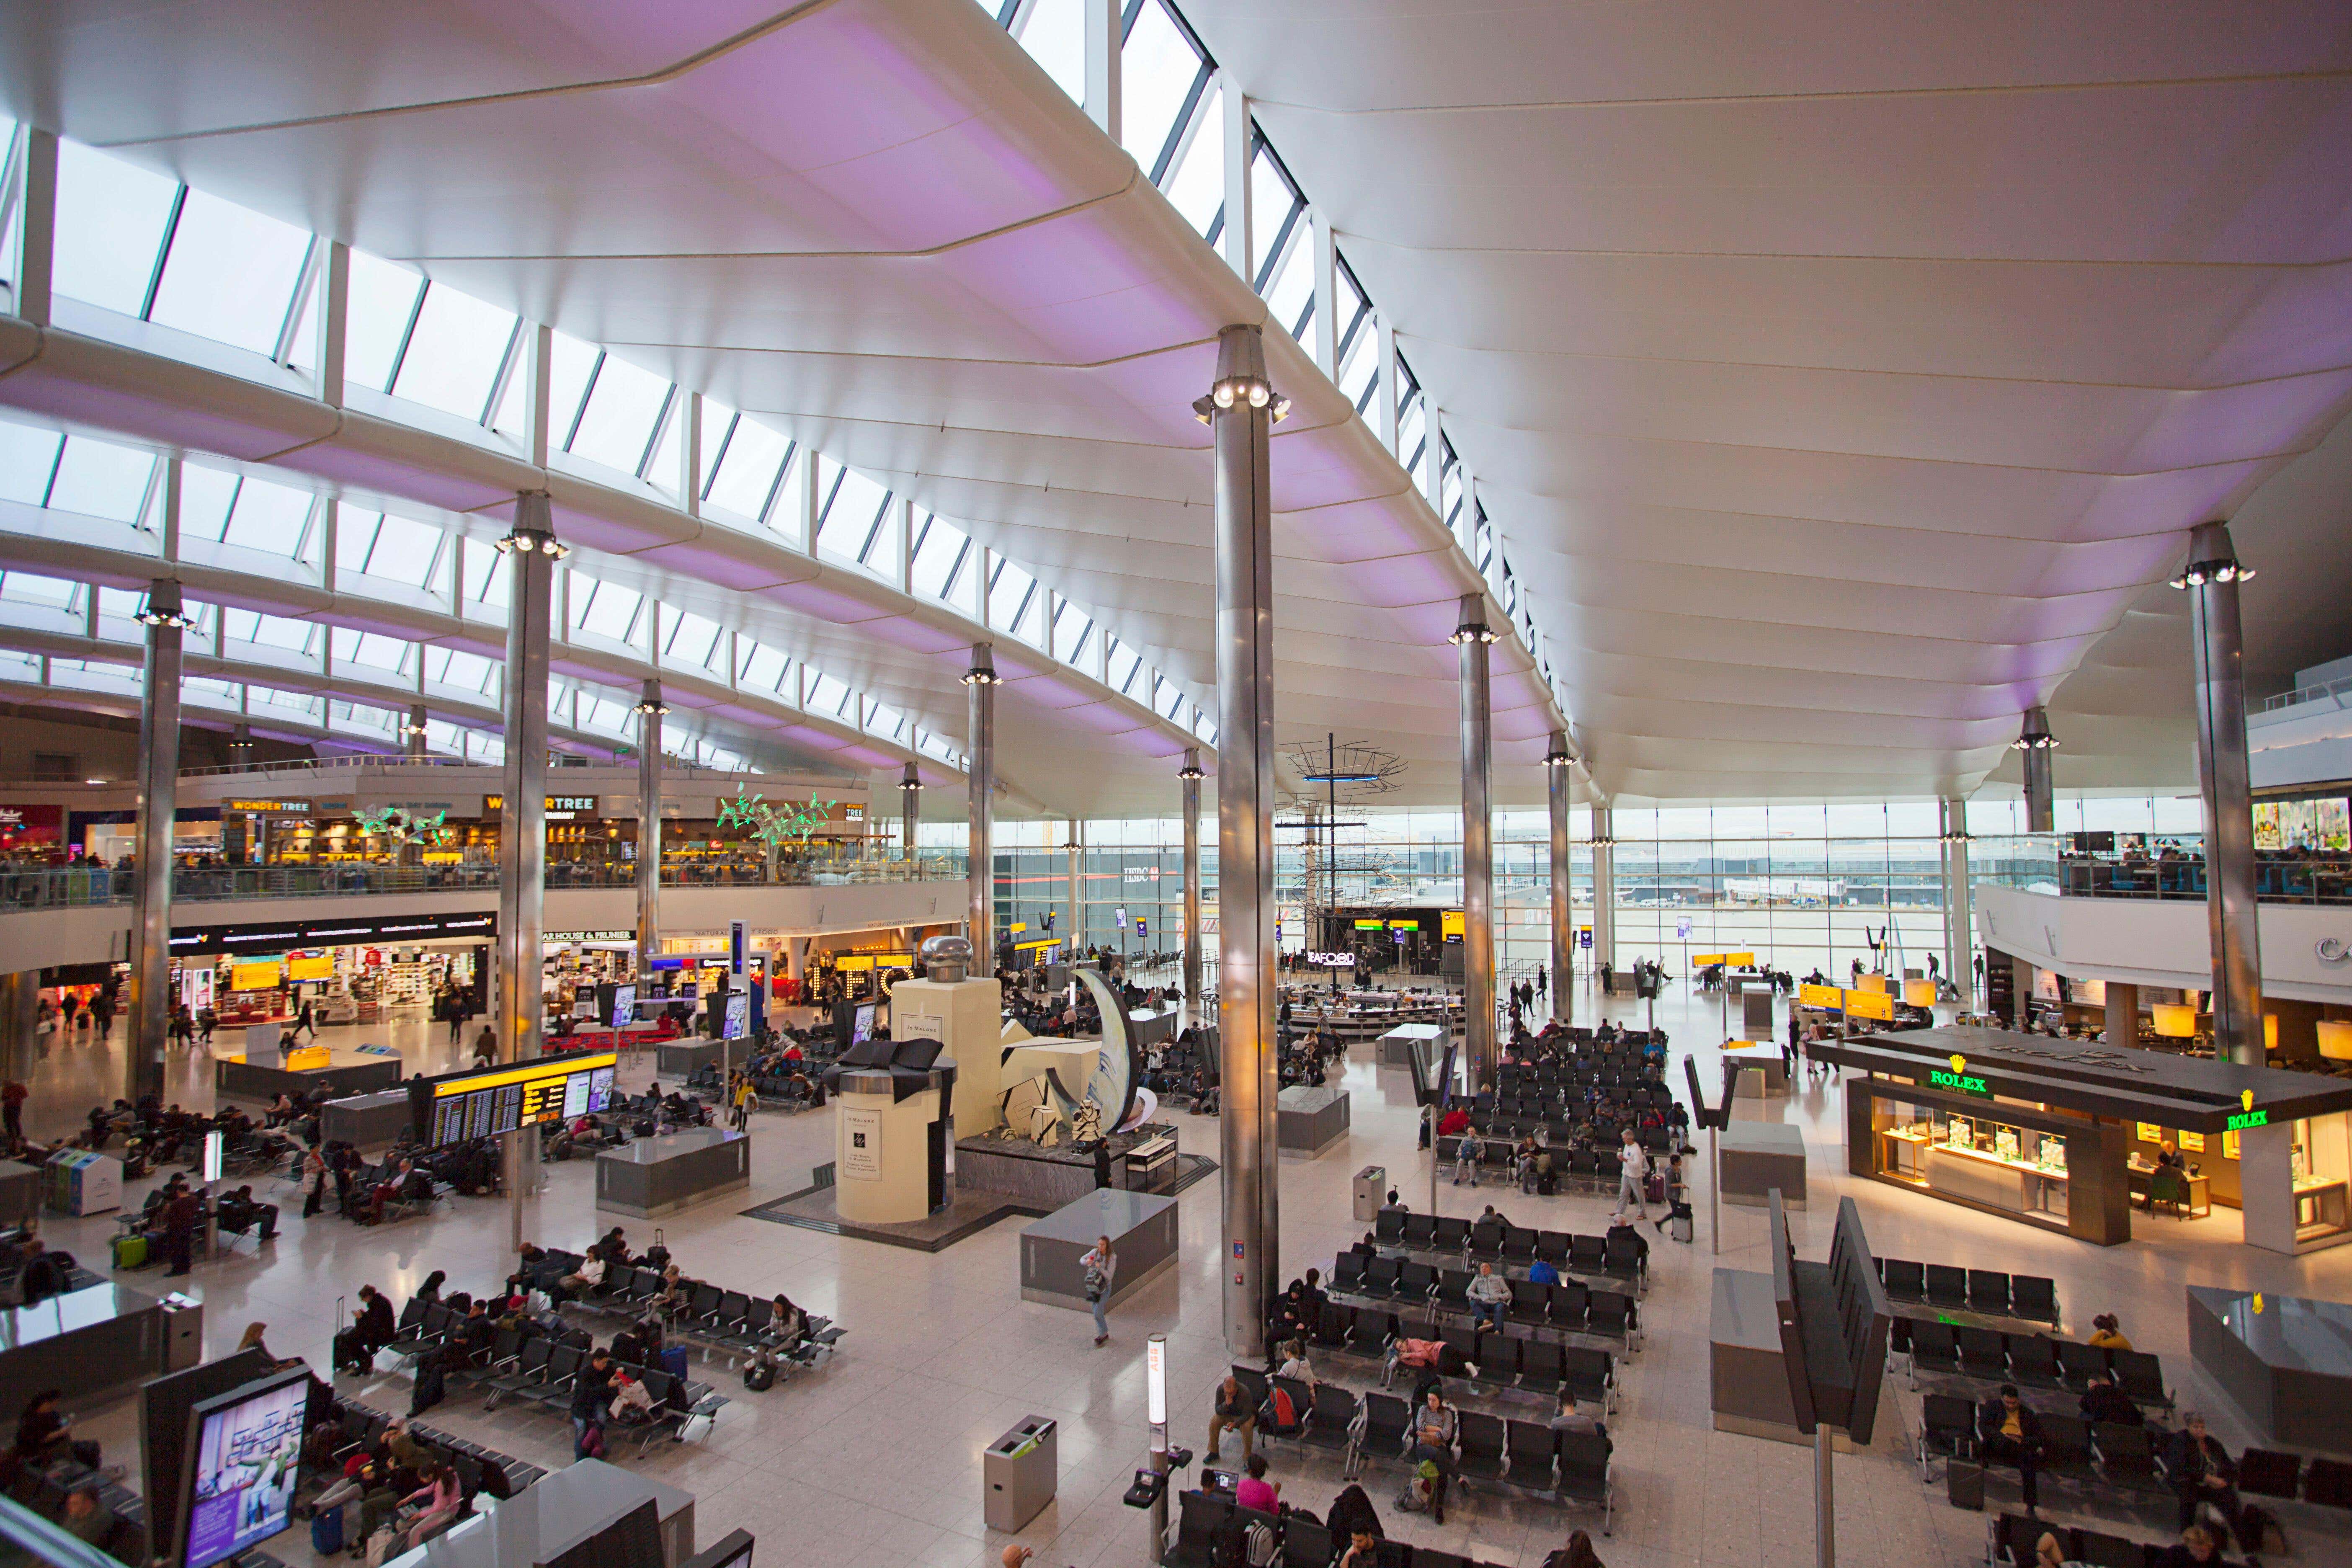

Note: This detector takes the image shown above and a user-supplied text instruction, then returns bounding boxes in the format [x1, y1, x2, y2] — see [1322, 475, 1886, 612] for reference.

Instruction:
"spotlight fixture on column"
[1543, 739, 1576, 771]
[2168, 542, 2256, 591]
[494, 523, 570, 559]
[1447, 616, 1502, 647]
[1191, 326, 1291, 425]
[1938, 826, 1972, 844]
[134, 584, 197, 629]
[2011, 711, 2058, 752]
[1177, 754, 1206, 781]
[631, 689, 670, 718]
[1589, 833, 1617, 849]
[401, 717, 431, 738]
[960, 647, 1003, 686]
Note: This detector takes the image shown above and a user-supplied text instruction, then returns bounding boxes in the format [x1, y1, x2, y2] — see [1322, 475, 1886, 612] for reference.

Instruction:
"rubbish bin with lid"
[1353, 1165, 1387, 1222]
[984, 1415, 1058, 1531]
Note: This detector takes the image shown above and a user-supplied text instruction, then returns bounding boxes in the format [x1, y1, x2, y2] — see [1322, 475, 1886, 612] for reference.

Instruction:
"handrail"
[0, 858, 966, 910]
[2260, 674, 2352, 712]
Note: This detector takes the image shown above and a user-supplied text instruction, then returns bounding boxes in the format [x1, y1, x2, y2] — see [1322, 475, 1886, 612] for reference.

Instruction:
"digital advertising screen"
[410, 1052, 618, 1149]
[610, 983, 637, 1027]
[180, 1371, 309, 1568]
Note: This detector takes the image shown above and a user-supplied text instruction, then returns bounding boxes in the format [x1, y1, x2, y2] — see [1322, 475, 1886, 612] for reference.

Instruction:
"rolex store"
[1817, 1024, 2352, 1254]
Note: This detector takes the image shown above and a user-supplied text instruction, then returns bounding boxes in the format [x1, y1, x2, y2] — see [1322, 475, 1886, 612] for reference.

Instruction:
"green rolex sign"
[2226, 1109, 2269, 1132]
[1926, 1068, 1991, 1097]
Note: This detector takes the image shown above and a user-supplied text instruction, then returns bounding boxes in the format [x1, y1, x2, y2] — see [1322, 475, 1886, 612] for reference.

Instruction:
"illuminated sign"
[1842, 988, 1897, 1021]
[286, 955, 334, 982]
[1925, 1068, 1991, 1097]
[544, 930, 634, 945]
[1354, 919, 1387, 930]
[229, 961, 284, 992]
[1305, 951, 1359, 967]
[485, 794, 599, 815]
[415, 1051, 618, 1149]
[1441, 910, 1465, 941]
[1388, 920, 1419, 930]
[225, 798, 312, 815]
[1797, 983, 1843, 1010]
[2226, 1109, 2269, 1131]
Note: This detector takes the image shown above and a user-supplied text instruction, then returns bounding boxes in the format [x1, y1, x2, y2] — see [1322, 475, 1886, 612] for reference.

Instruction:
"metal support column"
[404, 703, 429, 760]
[2176, 520, 2263, 1063]
[633, 680, 668, 987]
[1453, 594, 1498, 1086]
[900, 761, 922, 861]
[496, 498, 560, 1251]
[963, 644, 1000, 965]
[2017, 707, 2056, 834]
[2104, 982, 2139, 1048]
[1199, 324, 1283, 1357]
[0, 971, 37, 1083]
[1546, 732, 1575, 1026]
[130, 579, 192, 1105]
[1180, 750, 1204, 1006]
[1591, 805, 1617, 978]
[1065, 820, 1083, 963]
[1939, 796, 1972, 1006]
[1814, 1424, 1836, 1568]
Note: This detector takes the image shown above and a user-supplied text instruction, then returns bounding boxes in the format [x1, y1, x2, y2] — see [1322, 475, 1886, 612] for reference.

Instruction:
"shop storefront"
[1821, 1024, 2352, 1254]
[168, 910, 495, 1027]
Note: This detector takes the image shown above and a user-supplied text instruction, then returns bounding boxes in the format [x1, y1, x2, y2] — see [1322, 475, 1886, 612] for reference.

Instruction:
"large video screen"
[181, 1370, 309, 1568]
[409, 1052, 618, 1149]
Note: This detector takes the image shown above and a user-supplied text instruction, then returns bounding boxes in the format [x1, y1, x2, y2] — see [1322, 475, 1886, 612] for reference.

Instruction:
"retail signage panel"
[229, 961, 282, 992]
[1843, 988, 1897, 1021]
[171, 910, 495, 955]
[0, 803, 62, 846]
[286, 955, 334, 982]
[544, 930, 634, 944]
[2228, 1109, 2269, 1131]
[1923, 1068, 1991, 1097]
[1798, 983, 1844, 1010]
[484, 794, 600, 815]
[1441, 910, 1465, 941]
[223, 798, 312, 815]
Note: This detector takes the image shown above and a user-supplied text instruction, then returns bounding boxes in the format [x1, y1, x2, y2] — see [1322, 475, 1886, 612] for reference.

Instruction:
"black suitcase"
[1945, 1461, 1984, 1511]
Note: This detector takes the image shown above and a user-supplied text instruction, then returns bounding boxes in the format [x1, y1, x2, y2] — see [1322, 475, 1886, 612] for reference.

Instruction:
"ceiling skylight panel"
[704, 417, 793, 522]
[53, 141, 178, 316]
[0, 424, 62, 506]
[1122, 0, 1207, 179]
[174, 464, 241, 544]
[356, 511, 446, 587]
[343, 250, 425, 392]
[819, 466, 888, 565]
[663, 610, 722, 673]
[1161, 83, 1223, 236]
[392, 282, 520, 421]
[329, 627, 412, 671]
[1016, 0, 1085, 103]
[1263, 235, 1313, 343]
[221, 474, 315, 557]
[909, 513, 964, 600]
[806, 671, 849, 716]
[145, 188, 311, 355]
[570, 576, 643, 643]
[1107, 637, 1141, 695]
[1247, 141, 1301, 288]
[462, 543, 511, 609]
[566, 351, 669, 475]
[0, 572, 78, 611]
[44, 437, 154, 523]
[1052, 603, 1092, 664]
[737, 641, 789, 694]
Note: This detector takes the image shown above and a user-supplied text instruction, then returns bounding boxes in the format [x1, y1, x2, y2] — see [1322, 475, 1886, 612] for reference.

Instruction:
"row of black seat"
[1920, 1395, 2162, 1499]
[556, 1257, 844, 1374]
[1988, 1513, 2228, 1568]
[327, 1396, 547, 1497]
[1898, 1321, 2171, 1411]
[1877, 1257, 2059, 1324]
[1331, 1261, 1641, 1352]
[1367, 1212, 1650, 1285]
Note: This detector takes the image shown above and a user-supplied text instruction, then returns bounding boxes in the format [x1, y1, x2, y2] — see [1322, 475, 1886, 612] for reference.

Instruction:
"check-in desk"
[1276, 1085, 1351, 1158]
[593, 1128, 750, 1218]
[320, 1089, 415, 1149]
[0, 1282, 173, 1416]
[1019, 1189, 1178, 1313]
[390, 1457, 693, 1568]
[216, 1050, 403, 1103]
[1718, 1122, 1806, 1209]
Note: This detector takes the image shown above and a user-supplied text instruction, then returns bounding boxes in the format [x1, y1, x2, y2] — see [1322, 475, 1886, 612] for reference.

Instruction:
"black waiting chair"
[1454, 1411, 1508, 1482]
[1554, 1431, 1614, 1535]
[1879, 1258, 1926, 1300]
[2037, 1415, 2097, 1488]
[2236, 1447, 2300, 1500]
[1280, 1519, 1332, 1568]
[2110, 1349, 2172, 1412]
[2071, 1529, 2140, 1568]
[1908, 1320, 1962, 1382]
[1297, 1388, 1356, 1457]
[1403, 1214, 1438, 1248]
[2092, 1421, 2160, 1493]
[2009, 1275, 2058, 1324]
[2304, 1455, 2352, 1507]
[2006, 1335, 2062, 1391]
[2053, 1338, 2109, 1393]
[1968, 1270, 2011, 1316]
[1351, 1393, 1411, 1476]
[1916, 1393, 1976, 1478]
[1924, 1264, 1970, 1310]
[1167, 1491, 1233, 1568]
[1505, 1420, 1558, 1488]
[1956, 1326, 2009, 1381]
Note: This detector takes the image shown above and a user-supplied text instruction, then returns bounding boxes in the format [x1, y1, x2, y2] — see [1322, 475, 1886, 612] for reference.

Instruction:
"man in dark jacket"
[162, 1187, 204, 1276]
[354, 1284, 398, 1357]
[570, 1349, 617, 1457]
[2164, 1412, 2241, 1535]
[1976, 1385, 2045, 1513]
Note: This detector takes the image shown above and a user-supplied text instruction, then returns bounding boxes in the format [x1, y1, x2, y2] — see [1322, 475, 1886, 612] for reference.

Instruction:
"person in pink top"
[1234, 1453, 1279, 1514]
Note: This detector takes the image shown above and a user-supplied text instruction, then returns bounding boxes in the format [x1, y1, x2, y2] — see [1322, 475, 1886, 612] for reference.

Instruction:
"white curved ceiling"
[1181, 0, 2352, 802]
[0, 0, 1563, 812]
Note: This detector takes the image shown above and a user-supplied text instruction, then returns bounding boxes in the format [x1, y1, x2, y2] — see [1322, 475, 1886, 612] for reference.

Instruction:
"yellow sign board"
[284, 1046, 331, 1071]
[1693, 953, 1726, 967]
[1903, 979, 1938, 1008]
[230, 961, 284, 992]
[288, 955, 335, 982]
[1798, 983, 1843, 1011]
[833, 955, 876, 972]
[2136, 1122, 2163, 1145]
[1009, 922, 1027, 934]
[1388, 919, 1419, 930]
[1843, 988, 1897, 1021]
[1694, 952, 1756, 968]
[1856, 972, 1890, 993]
[1441, 910, 1465, 940]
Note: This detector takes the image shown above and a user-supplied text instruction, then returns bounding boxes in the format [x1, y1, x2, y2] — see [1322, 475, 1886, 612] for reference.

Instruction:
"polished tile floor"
[23, 985, 2352, 1568]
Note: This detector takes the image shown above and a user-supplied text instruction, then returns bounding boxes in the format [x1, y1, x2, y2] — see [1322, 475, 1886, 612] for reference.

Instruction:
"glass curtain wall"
[966, 795, 2202, 982]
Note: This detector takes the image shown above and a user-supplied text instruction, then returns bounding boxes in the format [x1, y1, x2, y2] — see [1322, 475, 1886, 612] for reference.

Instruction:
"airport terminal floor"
[22, 977, 2352, 1568]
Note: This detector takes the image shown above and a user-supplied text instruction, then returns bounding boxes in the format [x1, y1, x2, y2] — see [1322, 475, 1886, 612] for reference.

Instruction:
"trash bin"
[984, 1415, 1057, 1531]
[1353, 1165, 1387, 1222]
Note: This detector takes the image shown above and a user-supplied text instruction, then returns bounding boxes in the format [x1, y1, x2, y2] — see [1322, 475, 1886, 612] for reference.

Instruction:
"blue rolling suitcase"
[312, 1504, 345, 1555]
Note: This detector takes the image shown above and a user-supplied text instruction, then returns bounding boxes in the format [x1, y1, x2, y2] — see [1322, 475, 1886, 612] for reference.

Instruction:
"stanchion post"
[1147, 1332, 1171, 1563]
[1815, 1424, 1835, 1568]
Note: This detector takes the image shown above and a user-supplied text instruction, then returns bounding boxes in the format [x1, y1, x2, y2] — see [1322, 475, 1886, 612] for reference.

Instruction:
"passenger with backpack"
[1080, 1235, 1116, 1347]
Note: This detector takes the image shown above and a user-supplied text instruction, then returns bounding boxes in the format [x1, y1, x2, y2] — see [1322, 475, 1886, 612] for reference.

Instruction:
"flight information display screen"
[413, 1052, 618, 1149]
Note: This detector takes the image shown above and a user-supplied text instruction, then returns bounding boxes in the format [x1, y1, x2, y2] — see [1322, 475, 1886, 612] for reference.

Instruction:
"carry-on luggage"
[311, 1505, 344, 1556]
